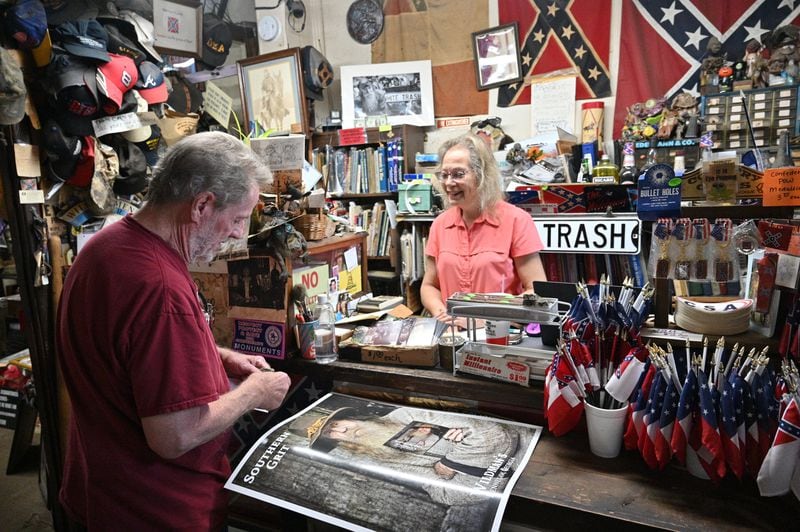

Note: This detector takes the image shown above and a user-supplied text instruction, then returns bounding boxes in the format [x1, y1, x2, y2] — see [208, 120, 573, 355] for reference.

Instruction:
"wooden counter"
[231, 359, 800, 531]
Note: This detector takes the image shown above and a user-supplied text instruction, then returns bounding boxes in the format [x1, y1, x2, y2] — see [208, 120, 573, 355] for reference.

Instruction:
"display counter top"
[231, 359, 800, 530]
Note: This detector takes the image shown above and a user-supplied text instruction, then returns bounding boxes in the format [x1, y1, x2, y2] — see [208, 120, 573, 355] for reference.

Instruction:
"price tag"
[19, 189, 44, 204]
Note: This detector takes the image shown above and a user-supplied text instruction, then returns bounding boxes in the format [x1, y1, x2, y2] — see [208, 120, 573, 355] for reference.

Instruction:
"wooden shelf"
[680, 204, 796, 219]
[329, 192, 395, 200]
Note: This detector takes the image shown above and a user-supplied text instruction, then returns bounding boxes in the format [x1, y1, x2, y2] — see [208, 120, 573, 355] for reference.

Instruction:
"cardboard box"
[360, 345, 438, 367]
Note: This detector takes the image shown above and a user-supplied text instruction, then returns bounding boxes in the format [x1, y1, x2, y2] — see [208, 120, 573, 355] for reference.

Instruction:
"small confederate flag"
[544, 352, 584, 437]
[757, 396, 800, 497]
[606, 346, 647, 403]
[671, 367, 698, 465]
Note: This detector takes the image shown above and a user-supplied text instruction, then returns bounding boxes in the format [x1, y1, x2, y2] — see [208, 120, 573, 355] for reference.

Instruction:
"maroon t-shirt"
[57, 215, 231, 530]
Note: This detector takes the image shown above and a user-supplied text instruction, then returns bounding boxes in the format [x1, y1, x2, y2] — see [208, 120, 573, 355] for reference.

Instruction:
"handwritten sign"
[530, 76, 576, 136]
[204, 81, 232, 127]
[763, 167, 800, 206]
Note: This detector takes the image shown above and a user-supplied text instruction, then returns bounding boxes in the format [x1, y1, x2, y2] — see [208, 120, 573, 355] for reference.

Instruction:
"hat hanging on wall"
[346, 0, 384, 44]
[198, 13, 232, 70]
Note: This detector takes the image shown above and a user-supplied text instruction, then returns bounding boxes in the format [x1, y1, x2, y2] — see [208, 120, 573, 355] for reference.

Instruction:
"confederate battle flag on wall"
[497, 0, 612, 106]
[613, 0, 800, 133]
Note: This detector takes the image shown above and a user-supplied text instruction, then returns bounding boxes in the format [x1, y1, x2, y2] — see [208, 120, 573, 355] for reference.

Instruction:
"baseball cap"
[111, 139, 148, 195]
[135, 61, 168, 104]
[41, 0, 98, 26]
[87, 138, 120, 215]
[200, 13, 232, 69]
[4, 0, 47, 49]
[96, 53, 138, 114]
[46, 53, 102, 136]
[53, 20, 110, 63]
[118, 10, 161, 64]
[135, 124, 161, 167]
[0, 47, 27, 126]
[165, 71, 203, 114]
[121, 90, 151, 142]
[104, 24, 146, 66]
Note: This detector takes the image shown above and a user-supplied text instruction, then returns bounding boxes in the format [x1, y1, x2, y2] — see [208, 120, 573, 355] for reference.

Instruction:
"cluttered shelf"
[679, 205, 797, 219]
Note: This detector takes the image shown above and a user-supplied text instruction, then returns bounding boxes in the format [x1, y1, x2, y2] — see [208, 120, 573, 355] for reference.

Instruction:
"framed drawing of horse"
[237, 48, 308, 137]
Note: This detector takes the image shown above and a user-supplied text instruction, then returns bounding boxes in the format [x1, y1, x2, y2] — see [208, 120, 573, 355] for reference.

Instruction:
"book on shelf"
[356, 295, 404, 313]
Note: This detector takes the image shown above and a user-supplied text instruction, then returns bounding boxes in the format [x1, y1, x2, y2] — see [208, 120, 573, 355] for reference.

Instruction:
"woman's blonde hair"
[434, 133, 504, 214]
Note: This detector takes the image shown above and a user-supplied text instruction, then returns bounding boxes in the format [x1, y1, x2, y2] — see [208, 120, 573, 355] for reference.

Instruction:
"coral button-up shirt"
[425, 201, 544, 306]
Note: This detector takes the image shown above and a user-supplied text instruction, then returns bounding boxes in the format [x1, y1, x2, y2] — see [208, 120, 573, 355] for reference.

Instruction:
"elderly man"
[57, 132, 291, 530]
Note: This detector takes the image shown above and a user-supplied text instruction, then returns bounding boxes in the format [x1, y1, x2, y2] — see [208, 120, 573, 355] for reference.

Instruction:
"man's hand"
[244, 370, 291, 412]
[220, 347, 270, 377]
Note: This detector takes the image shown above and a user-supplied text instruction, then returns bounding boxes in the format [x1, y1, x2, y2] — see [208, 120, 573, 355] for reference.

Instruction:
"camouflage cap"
[0, 47, 26, 126]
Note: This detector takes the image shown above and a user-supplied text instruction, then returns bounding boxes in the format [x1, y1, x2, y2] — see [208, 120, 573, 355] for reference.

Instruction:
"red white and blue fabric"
[613, 1, 800, 134]
[720, 377, 745, 479]
[757, 396, 800, 496]
[544, 351, 584, 436]
[740, 378, 762, 478]
[606, 346, 647, 403]
[697, 369, 726, 482]
[497, 0, 612, 107]
[754, 370, 780, 462]
[639, 372, 666, 470]
[624, 360, 655, 451]
[656, 379, 679, 469]
[671, 367, 698, 465]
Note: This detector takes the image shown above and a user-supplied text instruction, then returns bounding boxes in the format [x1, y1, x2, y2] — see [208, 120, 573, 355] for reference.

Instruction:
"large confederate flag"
[613, 0, 800, 134]
[498, 0, 612, 106]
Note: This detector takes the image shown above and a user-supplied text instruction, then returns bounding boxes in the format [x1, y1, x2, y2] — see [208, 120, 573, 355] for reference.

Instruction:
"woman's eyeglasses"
[436, 169, 470, 181]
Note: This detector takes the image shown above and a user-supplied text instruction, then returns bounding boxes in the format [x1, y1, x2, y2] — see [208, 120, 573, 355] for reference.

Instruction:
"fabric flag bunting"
[757, 397, 800, 497]
[544, 352, 584, 437]
[497, 0, 612, 107]
[671, 367, 698, 465]
[606, 346, 646, 403]
[371, 0, 489, 116]
[753, 371, 778, 462]
[613, 1, 800, 134]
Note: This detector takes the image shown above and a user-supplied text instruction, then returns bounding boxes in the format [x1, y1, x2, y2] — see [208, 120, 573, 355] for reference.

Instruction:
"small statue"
[765, 25, 800, 75]
[505, 142, 531, 173]
[700, 37, 726, 91]
[744, 39, 769, 88]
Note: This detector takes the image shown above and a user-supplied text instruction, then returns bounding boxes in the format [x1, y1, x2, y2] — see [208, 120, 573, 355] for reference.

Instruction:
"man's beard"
[189, 225, 222, 264]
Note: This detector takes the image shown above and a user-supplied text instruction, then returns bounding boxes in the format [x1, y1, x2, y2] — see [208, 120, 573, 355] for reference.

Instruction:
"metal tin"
[438, 336, 466, 371]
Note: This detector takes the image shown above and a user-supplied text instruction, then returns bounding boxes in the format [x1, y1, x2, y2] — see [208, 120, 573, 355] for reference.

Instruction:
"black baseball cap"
[104, 23, 146, 65]
[46, 53, 103, 136]
[199, 13, 232, 69]
[110, 138, 148, 195]
[53, 20, 110, 63]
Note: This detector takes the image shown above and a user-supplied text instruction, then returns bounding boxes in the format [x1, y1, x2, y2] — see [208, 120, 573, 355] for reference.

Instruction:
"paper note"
[92, 111, 157, 137]
[13, 144, 41, 177]
[531, 76, 576, 136]
[204, 81, 233, 127]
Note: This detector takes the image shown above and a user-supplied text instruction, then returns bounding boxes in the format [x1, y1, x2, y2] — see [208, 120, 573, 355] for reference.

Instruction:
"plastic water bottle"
[312, 294, 337, 364]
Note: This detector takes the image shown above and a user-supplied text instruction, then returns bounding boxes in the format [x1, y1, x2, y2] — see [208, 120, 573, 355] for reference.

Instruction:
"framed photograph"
[340, 60, 434, 129]
[152, 0, 203, 58]
[237, 48, 308, 136]
[472, 22, 523, 91]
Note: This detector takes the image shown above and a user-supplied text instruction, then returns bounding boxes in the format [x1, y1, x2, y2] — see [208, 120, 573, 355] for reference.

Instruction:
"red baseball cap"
[97, 53, 138, 114]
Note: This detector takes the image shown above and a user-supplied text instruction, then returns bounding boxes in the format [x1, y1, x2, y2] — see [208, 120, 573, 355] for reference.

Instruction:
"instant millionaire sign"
[226, 393, 542, 531]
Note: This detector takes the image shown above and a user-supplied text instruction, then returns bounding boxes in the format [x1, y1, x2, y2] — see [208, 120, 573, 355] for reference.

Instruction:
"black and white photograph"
[341, 60, 435, 128]
[226, 393, 542, 531]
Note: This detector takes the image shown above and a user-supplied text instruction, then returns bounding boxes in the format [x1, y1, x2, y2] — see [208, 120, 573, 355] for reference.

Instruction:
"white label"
[754, 93, 766, 101]
[204, 81, 233, 127]
[754, 102, 767, 110]
[92, 111, 157, 137]
[778, 99, 791, 108]
[534, 215, 641, 254]
[457, 351, 530, 386]
[19, 189, 44, 204]
[778, 108, 792, 117]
